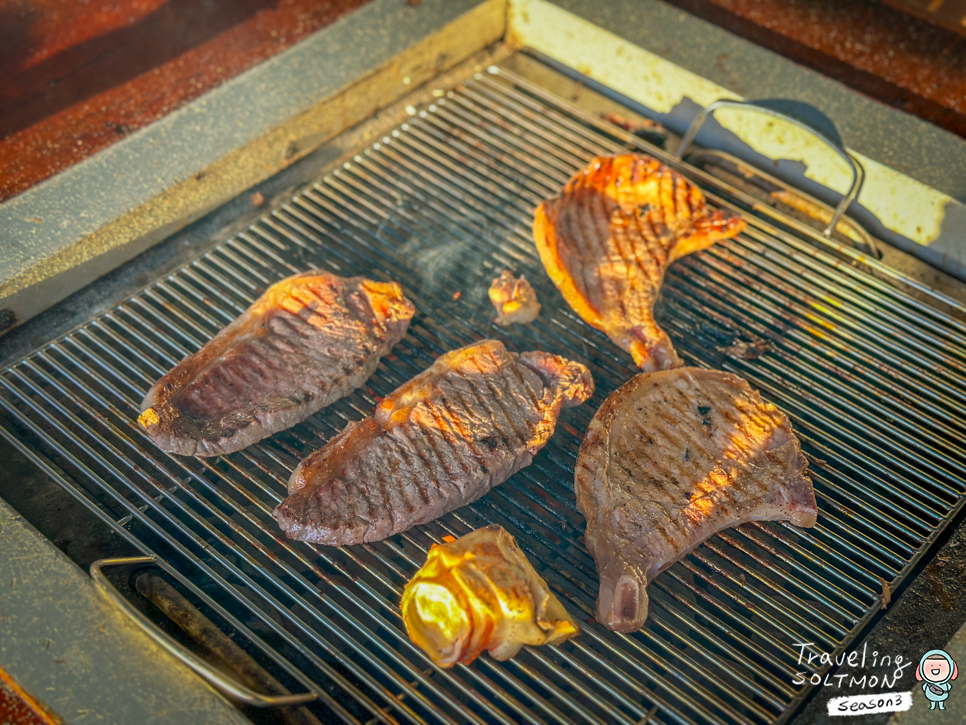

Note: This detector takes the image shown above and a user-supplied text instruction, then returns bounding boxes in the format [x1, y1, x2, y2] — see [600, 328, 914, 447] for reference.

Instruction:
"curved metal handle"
[674, 99, 864, 238]
[91, 557, 317, 708]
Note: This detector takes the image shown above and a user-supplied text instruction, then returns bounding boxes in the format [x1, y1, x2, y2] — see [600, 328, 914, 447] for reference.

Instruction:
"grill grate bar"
[435, 85, 966, 375]
[484, 67, 966, 321]
[700, 243, 966, 419]
[348, 116, 932, 580]
[0, 383, 413, 725]
[95, 272, 637, 725]
[665, 264, 966, 488]
[67, 312, 556, 725]
[8, 347, 502, 724]
[715, 234, 966, 392]
[2, 63, 965, 725]
[317, 146, 880, 624]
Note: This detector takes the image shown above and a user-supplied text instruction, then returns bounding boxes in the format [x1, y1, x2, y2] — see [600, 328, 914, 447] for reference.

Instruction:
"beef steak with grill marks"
[274, 340, 594, 545]
[138, 272, 415, 457]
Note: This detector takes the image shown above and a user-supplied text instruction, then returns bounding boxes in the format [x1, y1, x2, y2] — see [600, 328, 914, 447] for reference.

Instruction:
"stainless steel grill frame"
[2, 61, 966, 725]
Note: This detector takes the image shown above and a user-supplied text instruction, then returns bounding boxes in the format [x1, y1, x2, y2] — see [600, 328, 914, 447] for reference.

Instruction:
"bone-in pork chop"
[533, 155, 746, 371]
[274, 340, 593, 545]
[575, 368, 816, 632]
[138, 272, 415, 457]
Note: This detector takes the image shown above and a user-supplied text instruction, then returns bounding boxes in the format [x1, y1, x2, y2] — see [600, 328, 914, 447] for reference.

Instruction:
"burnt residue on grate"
[1, 65, 966, 725]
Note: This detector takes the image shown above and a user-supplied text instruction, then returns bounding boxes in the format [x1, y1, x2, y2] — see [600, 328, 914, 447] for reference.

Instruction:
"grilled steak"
[575, 368, 816, 632]
[533, 155, 746, 371]
[274, 340, 593, 545]
[138, 272, 415, 457]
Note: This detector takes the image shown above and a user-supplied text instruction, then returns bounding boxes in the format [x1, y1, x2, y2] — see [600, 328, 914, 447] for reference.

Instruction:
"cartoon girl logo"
[916, 649, 958, 711]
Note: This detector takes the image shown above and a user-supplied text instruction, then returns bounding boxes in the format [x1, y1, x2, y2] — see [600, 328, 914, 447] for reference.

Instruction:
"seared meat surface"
[274, 340, 593, 545]
[575, 368, 816, 632]
[533, 155, 745, 371]
[139, 272, 415, 457]
[488, 270, 541, 326]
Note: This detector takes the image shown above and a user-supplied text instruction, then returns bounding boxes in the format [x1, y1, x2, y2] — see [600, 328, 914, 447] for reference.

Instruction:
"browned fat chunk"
[488, 270, 541, 325]
[401, 525, 580, 667]
[576, 368, 816, 632]
[274, 340, 593, 545]
[533, 155, 746, 371]
[138, 272, 415, 457]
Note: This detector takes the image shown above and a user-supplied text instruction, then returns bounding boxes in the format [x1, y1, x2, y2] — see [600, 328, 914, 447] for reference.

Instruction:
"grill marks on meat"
[139, 272, 415, 457]
[534, 155, 746, 371]
[575, 368, 816, 632]
[274, 340, 594, 545]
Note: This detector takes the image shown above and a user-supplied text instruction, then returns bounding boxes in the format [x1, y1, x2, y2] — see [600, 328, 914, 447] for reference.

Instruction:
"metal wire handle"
[674, 99, 865, 238]
[90, 556, 318, 708]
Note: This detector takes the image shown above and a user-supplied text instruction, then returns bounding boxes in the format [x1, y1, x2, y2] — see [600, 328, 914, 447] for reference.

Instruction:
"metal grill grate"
[3, 63, 966, 725]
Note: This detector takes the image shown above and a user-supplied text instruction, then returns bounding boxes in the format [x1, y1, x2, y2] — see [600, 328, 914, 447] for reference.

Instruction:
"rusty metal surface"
[882, 0, 966, 37]
[0, 665, 61, 725]
[0, 0, 374, 203]
[664, 0, 966, 138]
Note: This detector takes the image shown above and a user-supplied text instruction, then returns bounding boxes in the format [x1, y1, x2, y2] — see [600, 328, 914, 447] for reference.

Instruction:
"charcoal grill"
[2, 58, 966, 725]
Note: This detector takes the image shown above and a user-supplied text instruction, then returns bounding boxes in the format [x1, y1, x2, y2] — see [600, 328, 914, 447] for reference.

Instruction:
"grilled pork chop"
[139, 272, 415, 457]
[533, 155, 746, 371]
[575, 368, 816, 632]
[274, 340, 593, 545]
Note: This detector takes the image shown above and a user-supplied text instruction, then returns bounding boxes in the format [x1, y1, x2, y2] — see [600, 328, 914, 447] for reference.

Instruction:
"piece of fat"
[401, 524, 580, 667]
[488, 270, 541, 326]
